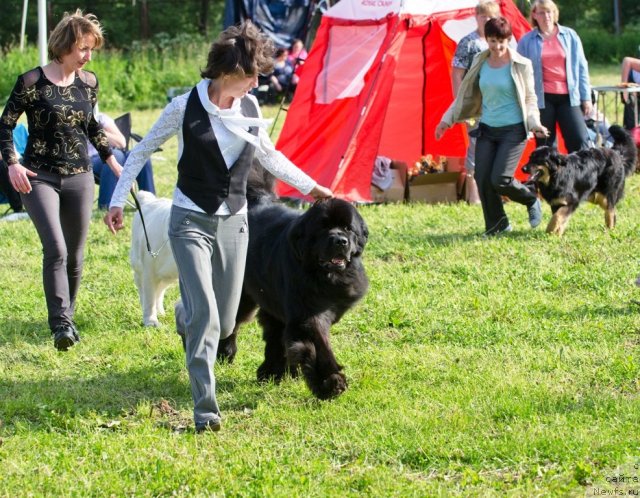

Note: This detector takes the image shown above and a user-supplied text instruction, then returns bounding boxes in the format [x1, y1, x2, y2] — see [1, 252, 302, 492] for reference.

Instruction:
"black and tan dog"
[522, 125, 637, 236]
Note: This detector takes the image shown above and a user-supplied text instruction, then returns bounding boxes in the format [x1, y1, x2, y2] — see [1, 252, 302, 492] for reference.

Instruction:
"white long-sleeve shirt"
[109, 79, 316, 214]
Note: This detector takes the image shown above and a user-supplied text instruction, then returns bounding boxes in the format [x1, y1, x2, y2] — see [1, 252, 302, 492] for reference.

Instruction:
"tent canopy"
[276, 0, 531, 201]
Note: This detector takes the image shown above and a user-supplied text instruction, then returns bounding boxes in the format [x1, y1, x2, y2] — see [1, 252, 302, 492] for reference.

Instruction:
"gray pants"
[474, 123, 536, 234]
[168, 206, 248, 425]
[20, 169, 94, 330]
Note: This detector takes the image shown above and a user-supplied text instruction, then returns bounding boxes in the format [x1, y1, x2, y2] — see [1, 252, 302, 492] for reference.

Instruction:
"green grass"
[2, 88, 640, 496]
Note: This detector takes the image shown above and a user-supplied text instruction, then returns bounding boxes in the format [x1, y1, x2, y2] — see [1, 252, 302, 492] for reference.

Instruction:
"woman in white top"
[104, 21, 332, 433]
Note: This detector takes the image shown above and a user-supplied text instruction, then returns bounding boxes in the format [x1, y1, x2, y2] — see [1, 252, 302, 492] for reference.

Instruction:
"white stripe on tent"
[326, 0, 480, 21]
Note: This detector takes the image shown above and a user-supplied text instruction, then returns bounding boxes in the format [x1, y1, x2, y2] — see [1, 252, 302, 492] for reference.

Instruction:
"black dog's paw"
[217, 335, 237, 363]
[257, 361, 286, 383]
[315, 372, 348, 400]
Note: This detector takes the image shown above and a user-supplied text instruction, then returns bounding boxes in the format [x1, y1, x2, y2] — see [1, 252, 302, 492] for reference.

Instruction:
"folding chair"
[114, 113, 133, 151]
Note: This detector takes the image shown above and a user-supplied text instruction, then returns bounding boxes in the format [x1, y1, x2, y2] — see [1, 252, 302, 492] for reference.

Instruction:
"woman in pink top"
[517, 0, 591, 152]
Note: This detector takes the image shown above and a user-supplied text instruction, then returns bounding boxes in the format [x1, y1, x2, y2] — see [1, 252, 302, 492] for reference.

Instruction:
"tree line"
[0, 0, 639, 51]
[0, 0, 225, 49]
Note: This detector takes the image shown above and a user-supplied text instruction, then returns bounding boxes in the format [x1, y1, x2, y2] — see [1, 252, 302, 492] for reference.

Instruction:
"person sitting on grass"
[90, 110, 155, 209]
[268, 48, 295, 102]
[0, 123, 28, 215]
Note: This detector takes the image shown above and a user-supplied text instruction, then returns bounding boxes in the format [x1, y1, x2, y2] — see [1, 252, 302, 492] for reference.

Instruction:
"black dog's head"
[288, 198, 368, 272]
[522, 146, 565, 186]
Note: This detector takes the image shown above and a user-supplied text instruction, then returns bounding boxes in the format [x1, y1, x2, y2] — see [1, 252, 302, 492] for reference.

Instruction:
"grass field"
[2, 68, 640, 496]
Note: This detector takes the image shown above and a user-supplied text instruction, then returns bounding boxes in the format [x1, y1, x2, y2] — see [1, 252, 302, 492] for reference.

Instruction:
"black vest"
[177, 88, 259, 215]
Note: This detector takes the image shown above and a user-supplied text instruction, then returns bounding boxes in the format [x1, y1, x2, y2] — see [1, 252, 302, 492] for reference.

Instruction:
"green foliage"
[0, 36, 211, 109]
[0, 0, 225, 49]
[579, 29, 640, 64]
[89, 35, 211, 110]
[1, 102, 640, 495]
[553, 0, 640, 30]
[0, 45, 38, 104]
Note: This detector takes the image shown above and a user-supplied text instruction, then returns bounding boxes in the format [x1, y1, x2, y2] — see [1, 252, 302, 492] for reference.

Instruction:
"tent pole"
[20, 0, 28, 52]
[37, 0, 47, 66]
[421, 22, 432, 155]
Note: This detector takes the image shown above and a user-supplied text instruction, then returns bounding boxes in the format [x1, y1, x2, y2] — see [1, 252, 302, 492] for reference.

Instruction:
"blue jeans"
[91, 149, 155, 208]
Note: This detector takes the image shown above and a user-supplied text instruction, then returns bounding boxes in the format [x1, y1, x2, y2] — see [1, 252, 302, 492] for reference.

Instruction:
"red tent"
[276, 0, 532, 201]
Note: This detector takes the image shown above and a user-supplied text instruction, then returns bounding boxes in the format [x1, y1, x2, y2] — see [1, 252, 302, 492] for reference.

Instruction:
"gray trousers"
[474, 123, 536, 234]
[168, 206, 248, 425]
[20, 169, 94, 330]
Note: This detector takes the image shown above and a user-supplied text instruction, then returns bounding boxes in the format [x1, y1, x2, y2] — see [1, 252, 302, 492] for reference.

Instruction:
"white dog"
[130, 191, 178, 326]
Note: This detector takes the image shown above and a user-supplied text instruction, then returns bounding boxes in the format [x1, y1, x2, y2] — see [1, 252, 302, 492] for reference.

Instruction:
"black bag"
[0, 161, 23, 212]
[623, 98, 640, 131]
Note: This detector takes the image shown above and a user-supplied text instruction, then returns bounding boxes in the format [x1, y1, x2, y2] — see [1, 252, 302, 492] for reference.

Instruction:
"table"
[592, 84, 640, 129]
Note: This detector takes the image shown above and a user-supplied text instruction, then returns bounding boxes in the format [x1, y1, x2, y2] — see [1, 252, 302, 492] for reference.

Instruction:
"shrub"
[0, 34, 210, 109]
[579, 29, 640, 63]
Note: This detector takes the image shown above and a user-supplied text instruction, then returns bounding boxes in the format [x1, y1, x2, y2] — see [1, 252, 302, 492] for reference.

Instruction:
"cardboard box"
[444, 156, 465, 172]
[370, 161, 408, 203]
[409, 172, 460, 204]
[444, 156, 466, 196]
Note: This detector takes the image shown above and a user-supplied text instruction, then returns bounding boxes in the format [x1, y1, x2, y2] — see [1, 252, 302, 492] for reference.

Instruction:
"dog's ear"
[287, 217, 306, 261]
[353, 216, 368, 257]
[548, 148, 565, 168]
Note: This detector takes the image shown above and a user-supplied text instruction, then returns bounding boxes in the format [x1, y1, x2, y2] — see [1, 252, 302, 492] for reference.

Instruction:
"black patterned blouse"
[0, 67, 112, 176]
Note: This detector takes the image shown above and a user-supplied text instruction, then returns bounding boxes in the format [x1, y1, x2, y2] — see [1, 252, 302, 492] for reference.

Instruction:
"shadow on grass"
[0, 319, 51, 347]
[537, 302, 640, 320]
[0, 363, 268, 432]
[386, 228, 546, 249]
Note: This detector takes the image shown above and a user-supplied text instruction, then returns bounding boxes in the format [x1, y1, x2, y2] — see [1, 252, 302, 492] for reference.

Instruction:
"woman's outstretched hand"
[309, 184, 333, 199]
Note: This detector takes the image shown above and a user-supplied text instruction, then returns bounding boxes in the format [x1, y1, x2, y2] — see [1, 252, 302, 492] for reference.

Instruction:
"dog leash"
[130, 189, 165, 259]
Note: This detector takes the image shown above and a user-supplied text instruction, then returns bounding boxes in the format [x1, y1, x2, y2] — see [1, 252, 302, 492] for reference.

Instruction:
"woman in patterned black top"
[0, 10, 122, 351]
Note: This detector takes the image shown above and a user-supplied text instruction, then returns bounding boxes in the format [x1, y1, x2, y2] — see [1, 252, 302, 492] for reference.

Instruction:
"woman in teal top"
[436, 17, 548, 236]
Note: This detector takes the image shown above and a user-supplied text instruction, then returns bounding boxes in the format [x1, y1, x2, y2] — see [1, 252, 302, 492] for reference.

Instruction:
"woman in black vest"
[104, 21, 332, 433]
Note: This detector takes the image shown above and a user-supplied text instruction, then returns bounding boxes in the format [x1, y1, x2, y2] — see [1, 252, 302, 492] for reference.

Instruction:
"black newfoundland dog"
[217, 166, 369, 400]
[522, 125, 637, 236]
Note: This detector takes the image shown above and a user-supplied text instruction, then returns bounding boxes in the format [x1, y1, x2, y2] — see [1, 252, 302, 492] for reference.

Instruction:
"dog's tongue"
[332, 257, 345, 265]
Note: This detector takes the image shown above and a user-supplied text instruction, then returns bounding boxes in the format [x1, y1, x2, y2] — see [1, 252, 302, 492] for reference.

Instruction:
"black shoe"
[195, 419, 222, 434]
[52, 325, 79, 351]
[70, 322, 81, 342]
